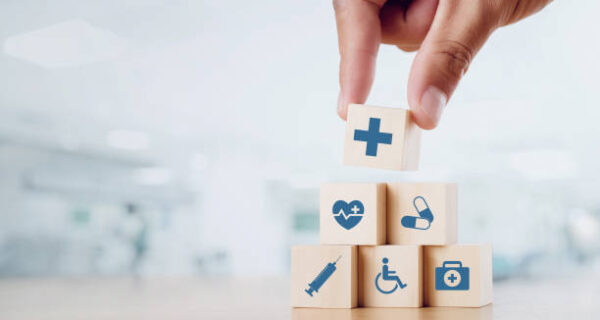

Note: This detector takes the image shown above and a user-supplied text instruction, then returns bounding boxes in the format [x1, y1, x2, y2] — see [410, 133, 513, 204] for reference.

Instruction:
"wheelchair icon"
[375, 257, 407, 294]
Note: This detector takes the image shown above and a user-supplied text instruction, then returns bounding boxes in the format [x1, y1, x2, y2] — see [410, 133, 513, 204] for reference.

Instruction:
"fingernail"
[419, 86, 447, 125]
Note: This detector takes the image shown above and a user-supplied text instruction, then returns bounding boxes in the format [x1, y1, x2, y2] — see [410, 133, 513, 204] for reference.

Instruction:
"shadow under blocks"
[291, 104, 492, 309]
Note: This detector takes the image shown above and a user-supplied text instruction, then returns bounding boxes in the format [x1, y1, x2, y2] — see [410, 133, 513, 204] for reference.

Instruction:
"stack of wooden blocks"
[291, 104, 492, 309]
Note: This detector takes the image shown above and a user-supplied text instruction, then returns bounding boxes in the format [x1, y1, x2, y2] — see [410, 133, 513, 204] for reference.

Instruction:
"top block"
[343, 104, 421, 171]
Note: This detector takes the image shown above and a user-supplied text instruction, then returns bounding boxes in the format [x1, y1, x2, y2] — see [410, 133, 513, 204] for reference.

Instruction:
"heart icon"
[332, 200, 364, 230]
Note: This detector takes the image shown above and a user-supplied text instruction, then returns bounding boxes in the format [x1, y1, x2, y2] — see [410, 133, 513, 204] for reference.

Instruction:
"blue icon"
[435, 261, 470, 290]
[375, 257, 407, 294]
[332, 200, 364, 230]
[305, 255, 342, 297]
[401, 196, 434, 230]
[353, 117, 393, 156]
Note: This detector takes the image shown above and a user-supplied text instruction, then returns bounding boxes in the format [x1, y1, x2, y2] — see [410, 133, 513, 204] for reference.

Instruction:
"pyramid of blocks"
[291, 104, 492, 308]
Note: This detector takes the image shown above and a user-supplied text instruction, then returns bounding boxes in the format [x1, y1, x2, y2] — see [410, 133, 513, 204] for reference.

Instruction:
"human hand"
[334, 0, 552, 129]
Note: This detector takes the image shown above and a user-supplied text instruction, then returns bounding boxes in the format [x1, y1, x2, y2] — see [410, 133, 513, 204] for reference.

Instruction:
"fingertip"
[337, 92, 348, 121]
[337, 107, 348, 121]
[407, 49, 448, 130]
[411, 109, 438, 130]
[409, 86, 447, 130]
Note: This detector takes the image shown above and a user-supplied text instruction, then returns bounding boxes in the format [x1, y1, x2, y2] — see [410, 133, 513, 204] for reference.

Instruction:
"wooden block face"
[358, 245, 422, 307]
[343, 104, 421, 171]
[320, 183, 386, 245]
[424, 244, 493, 307]
[387, 183, 457, 245]
[291, 245, 357, 308]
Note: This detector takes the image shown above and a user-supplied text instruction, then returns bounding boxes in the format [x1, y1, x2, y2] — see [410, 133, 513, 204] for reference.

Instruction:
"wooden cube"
[358, 245, 422, 307]
[387, 183, 457, 245]
[424, 244, 493, 307]
[343, 104, 421, 171]
[320, 183, 386, 245]
[291, 245, 357, 308]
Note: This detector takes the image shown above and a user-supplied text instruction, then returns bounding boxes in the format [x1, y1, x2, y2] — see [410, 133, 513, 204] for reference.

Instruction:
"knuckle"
[434, 40, 473, 80]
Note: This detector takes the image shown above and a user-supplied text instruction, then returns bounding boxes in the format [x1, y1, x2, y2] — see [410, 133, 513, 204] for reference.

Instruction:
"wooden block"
[387, 183, 457, 245]
[358, 245, 422, 307]
[343, 104, 421, 171]
[424, 244, 493, 307]
[320, 183, 386, 245]
[291, 245, 357, 308]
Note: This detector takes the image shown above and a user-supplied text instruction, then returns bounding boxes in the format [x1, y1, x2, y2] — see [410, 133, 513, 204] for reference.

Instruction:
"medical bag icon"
[435, 260, 469, 290]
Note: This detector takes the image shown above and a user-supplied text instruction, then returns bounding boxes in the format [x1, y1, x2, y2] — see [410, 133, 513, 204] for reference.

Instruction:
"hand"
[334, 0, 552, 129]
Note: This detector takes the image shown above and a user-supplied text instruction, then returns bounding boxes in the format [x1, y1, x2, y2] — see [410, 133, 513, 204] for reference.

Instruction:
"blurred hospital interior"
[1, 0, 600, 284]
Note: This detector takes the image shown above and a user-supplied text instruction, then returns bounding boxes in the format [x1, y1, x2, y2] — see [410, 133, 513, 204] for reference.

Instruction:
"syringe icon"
[305, 255, 342, 297]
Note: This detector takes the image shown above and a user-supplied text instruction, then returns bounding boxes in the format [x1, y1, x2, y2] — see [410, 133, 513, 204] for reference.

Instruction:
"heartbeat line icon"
[332, 208, 362, 220]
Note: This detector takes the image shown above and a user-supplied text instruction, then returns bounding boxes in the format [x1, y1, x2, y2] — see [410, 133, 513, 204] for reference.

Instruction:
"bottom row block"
[291, 244, 492, 308]
[359, 245, 422, 307]
[291, 245, 357, 308]
[424, 244, 493, 307]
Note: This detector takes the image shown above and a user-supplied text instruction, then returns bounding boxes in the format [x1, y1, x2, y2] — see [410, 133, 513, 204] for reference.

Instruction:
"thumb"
[407, 0, 499, 129]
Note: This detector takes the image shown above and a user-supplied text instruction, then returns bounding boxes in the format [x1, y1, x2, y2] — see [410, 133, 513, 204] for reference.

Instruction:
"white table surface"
[0, 273, 598, 319]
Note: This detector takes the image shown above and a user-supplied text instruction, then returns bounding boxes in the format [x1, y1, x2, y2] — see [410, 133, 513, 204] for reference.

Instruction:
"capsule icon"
[401, 196, 434, 230]
[413, 196, 433, 222]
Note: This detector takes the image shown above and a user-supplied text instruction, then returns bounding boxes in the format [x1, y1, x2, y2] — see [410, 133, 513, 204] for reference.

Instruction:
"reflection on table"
[293, 305, 492, 320]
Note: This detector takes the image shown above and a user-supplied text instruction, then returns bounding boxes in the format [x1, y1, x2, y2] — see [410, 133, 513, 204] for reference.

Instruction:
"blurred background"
[0, 0, 599, 281]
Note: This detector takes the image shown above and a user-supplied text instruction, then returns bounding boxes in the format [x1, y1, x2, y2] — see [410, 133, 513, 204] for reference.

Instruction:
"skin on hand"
[334, 0, 553, 129]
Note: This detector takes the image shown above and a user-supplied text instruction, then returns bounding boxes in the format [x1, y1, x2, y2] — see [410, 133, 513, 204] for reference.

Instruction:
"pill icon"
[413, 196, 434, 222]
[400, 196, 434, 230]
[401, 215, 431, 230]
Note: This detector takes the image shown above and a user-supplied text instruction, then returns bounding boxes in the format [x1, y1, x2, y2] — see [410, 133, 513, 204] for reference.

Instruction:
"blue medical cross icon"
[447, 273, 458, 284]
[353, 117, 392, 157]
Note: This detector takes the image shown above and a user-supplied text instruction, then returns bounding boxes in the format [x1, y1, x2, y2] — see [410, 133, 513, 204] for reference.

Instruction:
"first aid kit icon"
[435, 260, 470, 291]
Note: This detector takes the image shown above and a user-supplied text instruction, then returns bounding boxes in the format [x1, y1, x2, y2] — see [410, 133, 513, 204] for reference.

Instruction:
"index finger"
[334, 0, 386, 120]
